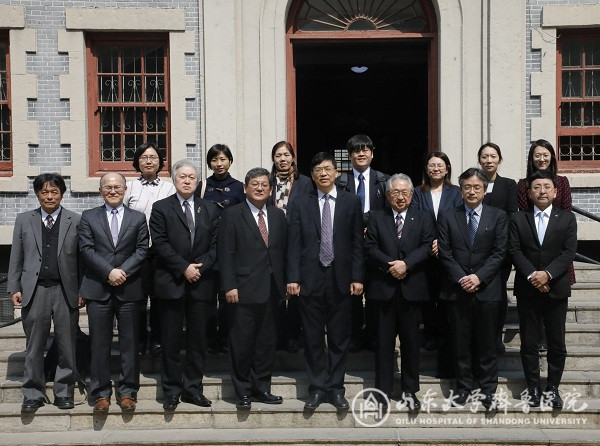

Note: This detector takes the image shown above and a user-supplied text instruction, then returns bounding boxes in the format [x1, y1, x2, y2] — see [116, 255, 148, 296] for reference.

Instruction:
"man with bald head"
[78, 172, 149, 412]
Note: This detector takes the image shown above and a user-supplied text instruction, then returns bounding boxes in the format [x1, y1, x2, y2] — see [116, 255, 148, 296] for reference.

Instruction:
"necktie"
[258, 209, 268, 246]
[395, 214, 404, 239]
[183, 200, 195, 245]
[537, 211, 547, 245]
[357, 173, 366, 213]
[110, 209, 119, 245]
[45, 215, 54, 230]
[319, 194, 334, 267]
[467, 210, 478, 247]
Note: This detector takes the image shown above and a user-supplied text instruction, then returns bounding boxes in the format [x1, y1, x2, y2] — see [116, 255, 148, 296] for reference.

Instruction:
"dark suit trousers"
[375, 291, 421, 397]
[517, 293, 567, 388]
[299, 264, 352, 397]
[22, 284, 77, 401]
[448, 297, 499, 395]
[227, 279, 278, 398]
[158, 295, 209, 397]
[277, 296, 302, 343]
[88, 297, 143, 399]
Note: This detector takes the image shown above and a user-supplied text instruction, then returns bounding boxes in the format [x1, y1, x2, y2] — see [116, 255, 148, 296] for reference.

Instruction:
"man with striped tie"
[287, 152, 365, 412]
[437, 167, 508, 410]
[364, 173, 435, 411]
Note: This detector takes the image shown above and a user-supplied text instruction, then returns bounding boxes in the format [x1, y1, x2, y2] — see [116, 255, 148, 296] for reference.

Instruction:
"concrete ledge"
[542, 4, 600, 28]
[66, 8, 186, 32]
[0, 6, 24, 29]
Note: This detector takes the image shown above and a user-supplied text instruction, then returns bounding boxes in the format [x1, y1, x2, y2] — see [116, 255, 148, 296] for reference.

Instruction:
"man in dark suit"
[438, 167, 507, 409]
[287, 151, 365, 412]
[509, 170, 576, 409]
[149, 159, 220, 411]
[78, 172, 149, 412]
[218, 167, 287, 410]
[8, 173, 83, 412]
[365, 173, 435, 410]
[335, 134, 389, 353]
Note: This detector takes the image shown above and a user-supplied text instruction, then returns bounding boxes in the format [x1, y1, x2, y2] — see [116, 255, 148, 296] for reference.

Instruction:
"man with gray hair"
[365, 173, 435, 410]
[149, 159, 220, 411]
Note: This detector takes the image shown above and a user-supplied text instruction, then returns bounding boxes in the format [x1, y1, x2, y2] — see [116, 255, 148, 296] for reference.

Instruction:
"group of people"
[7, 135, 577, 415]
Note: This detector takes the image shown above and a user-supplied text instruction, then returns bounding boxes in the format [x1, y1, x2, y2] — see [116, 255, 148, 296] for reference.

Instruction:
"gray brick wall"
[0, 0, 201, 226]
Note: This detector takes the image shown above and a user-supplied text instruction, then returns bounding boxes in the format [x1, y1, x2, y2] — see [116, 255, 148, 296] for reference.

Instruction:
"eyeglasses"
[530, 184, 555, 192]
[427, 163, 446, 170]
[312, 166, 336, 174]
[461, 185, 484, 192]
[533, 154, 551, 160]
[352, 147, 372, 154]
[101, 185, 125, 192]
[140, 155, 159, 161]
[388, 189, 412, 198]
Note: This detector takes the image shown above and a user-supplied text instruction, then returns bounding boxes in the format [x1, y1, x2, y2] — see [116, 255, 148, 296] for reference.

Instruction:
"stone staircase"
[1, 263, 600, 445]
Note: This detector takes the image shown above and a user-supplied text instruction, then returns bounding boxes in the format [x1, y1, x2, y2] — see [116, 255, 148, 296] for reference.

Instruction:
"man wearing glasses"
[78, 173, 149, 412]
[287, 152, 365, 412]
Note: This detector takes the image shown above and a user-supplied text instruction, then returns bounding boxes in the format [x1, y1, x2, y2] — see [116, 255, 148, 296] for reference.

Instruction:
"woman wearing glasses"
[124, 142, 175, 356]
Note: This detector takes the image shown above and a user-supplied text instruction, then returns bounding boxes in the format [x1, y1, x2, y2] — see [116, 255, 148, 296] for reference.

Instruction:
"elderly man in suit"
[8, 173, 83, 412]
[509, 170, 577, 409]
[78, 172, 149, 412]
[437, 167, 508, 410]
[365, 173, 435, 410]
[218, 167, 287, 410]
[287, 151, 365, 412]
[149, 159, 220, 411]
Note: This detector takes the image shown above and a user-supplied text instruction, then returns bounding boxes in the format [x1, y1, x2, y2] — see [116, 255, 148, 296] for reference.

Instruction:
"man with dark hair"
[79, 172, 149, 413]
[218, 167, 287, 410]
[9, 173, 83, 412]
[510, 169, 576, 409]
[438, 167, 508, 410]
[287, 151, 365, 412]
[335, 134, 389, 352]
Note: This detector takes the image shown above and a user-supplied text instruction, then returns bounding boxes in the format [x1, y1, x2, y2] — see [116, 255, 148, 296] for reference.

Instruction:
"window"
[86, 34, 170, 174]
[0, 32, 11, 174]
[557, 30, 600, 169]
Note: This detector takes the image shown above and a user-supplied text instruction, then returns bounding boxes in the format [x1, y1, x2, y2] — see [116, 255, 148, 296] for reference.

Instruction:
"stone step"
[505, 301, 600, 324]
[0, 396, 598, 433]
[2, 427, 600, 446]
[3, 370, 600, 404]
[507, 262, 600, 284]
[506, 283, 600, 302]
[502, 323, 600, 347]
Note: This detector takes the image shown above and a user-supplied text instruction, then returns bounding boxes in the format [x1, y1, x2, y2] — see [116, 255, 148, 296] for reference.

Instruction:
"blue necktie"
[357, 173, 365, 213]
[468, 210, 478, 247]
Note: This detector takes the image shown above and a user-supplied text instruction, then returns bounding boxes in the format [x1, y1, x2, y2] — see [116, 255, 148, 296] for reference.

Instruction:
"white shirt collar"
[246, 199, 267, 215]
[465, 202, 483, 216]
[176, 193, 194, 207]
[392, 208, 407, 221]
[104, 203, 124, 213]
[533, 204, 552, 217]
[41, 206, 62, 220]
[353, 166, 370, 180]
[317, 186, 337, 200]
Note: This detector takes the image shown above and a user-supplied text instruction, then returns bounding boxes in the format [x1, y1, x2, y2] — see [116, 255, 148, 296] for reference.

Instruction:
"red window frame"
[0, 31, 12, 175]
[86, 33, 170, 175]
[556, 29, 600, 172]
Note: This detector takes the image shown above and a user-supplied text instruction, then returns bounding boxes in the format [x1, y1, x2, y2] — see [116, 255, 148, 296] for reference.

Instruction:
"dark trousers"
[22, 284, 77, 401]
[139, 258, 161, 350]
[375, 292, 421, 397]
[227, 280, 278, 398]
[207, 272, 227, 348]
[299, 264, 351, 397]
[277, 297, 302, 344]
[448, 297, 499, 395]
[517, 294, 567, 388]
[496, 262, 512, 342]
[87, 297, 143, 399]
[157, 296, 209, 397]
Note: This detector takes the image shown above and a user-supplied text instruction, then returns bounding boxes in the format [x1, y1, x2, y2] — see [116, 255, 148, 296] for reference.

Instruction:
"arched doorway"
[286, 0, 438, 183]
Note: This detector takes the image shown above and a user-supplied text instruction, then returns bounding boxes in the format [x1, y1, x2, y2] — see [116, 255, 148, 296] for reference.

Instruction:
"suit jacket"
[365, 207, 435, 301]
[8, 207, 80, 308]
[218, 202, 287, 304]
[78, 205, 148, 302]
[287, 188, 365, 296]
[411, 184, 462, 225]
[335, 168, 389, 225]
[483, 174, 518, 214]
[509, 208, 577, 299]
[437, 204, 508, 302]
[269, 173, 314, 220]
[149, 194, 220, 301]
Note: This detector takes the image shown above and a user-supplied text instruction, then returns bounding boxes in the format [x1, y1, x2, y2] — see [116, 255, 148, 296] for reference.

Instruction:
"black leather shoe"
[236, 396, 251, 410]
[252, 392, 283, 404]
[21, 399, 44, 412]
[545, 386, 563, 409]
[482, 393, 494, 411]
[162, 395, 179, 411]
[54, 396, 74, 410]
[453, 389, 470, 406]
[400, 392, 421, 411]
[304, 393, 326, 411]
[329, 394, 349, 412]
[181, 393, 212, 407]
[525, 386, 541, 407]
